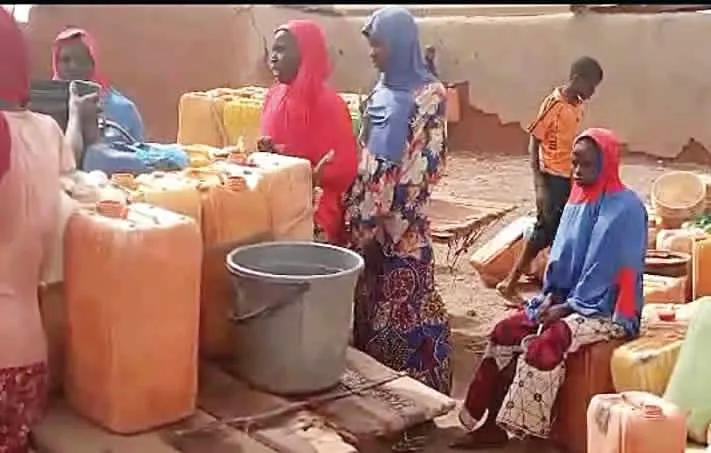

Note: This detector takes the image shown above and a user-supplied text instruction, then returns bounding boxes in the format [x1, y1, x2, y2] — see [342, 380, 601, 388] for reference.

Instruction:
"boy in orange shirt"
[497, 56, 604, 306]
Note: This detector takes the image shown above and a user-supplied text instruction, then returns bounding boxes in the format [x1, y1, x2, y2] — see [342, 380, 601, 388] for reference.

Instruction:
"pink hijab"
[569, 128, 625, 204]
[0, 7, 30, 181]
[52, 27, 109, 91]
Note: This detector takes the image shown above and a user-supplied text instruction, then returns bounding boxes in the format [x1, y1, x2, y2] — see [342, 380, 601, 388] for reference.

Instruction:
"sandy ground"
[376, 149, 704, 453]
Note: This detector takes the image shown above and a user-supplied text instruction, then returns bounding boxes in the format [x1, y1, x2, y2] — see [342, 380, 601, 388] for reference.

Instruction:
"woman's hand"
[537, 292, 558, 313]
[66, 81, 101, 160]
[539, 303, 573, 326]
[69, 80, 100, 121]
[534, 292, 564, 324]
[311, 151, 335, 211]
[313, 150, 335, 188]
[256, 136, 275, 153]
[313, 186, 324, 211]
[256, 136, 285, 154]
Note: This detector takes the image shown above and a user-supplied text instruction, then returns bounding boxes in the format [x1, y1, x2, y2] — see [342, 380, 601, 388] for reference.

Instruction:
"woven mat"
[209, 347, 456, 450]
[305, 348, 455, 439]
[34, 351, 455, 453]
[33, 400, 275, 453]
[427, 196, 515, 240]
[426, 196, 516, 269]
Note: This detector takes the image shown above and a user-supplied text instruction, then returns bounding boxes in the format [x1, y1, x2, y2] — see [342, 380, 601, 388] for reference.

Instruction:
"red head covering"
[261, 20, 331, 147]
[260, 20, 357, 244]
[52, 27, 109, 90]
[0, 7, 30, 180]
[569, 127, 625, 203]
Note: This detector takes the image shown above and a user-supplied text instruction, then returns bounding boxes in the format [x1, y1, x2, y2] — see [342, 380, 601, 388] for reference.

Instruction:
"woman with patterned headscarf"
[343, 7, 450, 452]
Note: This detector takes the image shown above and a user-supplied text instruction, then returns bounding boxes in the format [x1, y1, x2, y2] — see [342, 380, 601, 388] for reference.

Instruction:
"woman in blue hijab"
[453, 128, 646, 450]
[343, 7, 450, 452]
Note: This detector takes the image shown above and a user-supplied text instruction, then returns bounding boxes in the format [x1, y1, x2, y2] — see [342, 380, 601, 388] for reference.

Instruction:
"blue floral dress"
[344, 81, 452, 394]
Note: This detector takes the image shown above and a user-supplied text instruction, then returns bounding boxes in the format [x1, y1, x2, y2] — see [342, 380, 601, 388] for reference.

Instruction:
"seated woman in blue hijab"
[62, 84, 187, 176]
[55, 29, 188, 176]
[452, 128, 647, 450]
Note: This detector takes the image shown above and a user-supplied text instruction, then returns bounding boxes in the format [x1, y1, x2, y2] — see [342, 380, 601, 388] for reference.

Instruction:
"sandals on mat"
[391, 431, 428, 453]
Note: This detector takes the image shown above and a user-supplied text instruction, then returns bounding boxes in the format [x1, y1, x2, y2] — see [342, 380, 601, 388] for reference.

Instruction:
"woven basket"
[644, 204, 656, 227]
[644, 249, 691, 278]
[651, 171, 705, 227]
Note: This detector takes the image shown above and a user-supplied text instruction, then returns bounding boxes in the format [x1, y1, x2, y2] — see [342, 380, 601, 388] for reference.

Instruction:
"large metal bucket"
[226, 241, 364, 395]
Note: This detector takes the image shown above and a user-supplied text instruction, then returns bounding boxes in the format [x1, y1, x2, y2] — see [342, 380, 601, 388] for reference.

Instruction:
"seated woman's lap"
[491, 311, 574, 371]
[490, 311, 537, 346]
[525, 320, 573, 371]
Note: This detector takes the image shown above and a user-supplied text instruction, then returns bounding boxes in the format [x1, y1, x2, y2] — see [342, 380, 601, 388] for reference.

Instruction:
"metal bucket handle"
[228, 279, 310, 324]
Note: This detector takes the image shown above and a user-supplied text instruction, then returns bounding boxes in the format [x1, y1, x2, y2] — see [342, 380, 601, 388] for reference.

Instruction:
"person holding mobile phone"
[64, 80, 100, 166]
[52, 27, 145, 144]
[63, 79, 186, 176]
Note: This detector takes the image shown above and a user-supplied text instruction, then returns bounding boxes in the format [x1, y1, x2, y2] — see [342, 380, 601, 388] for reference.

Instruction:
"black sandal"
[391, 422, 435, 453]
[391, 431, 427, 453]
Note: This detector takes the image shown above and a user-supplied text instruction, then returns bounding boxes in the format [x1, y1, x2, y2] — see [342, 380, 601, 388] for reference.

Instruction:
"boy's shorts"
[530, 172, 572, 251]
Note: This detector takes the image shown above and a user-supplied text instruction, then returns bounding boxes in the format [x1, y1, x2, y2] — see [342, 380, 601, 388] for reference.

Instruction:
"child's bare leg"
[498, 172, 566, 307]
[497, 238, 542, 306]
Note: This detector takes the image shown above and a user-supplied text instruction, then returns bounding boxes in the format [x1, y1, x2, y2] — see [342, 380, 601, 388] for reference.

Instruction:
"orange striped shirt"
[527, 88, 583, 178]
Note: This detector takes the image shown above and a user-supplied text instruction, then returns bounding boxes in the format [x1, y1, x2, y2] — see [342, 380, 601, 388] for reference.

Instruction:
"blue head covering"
[363, 7, 436, 163]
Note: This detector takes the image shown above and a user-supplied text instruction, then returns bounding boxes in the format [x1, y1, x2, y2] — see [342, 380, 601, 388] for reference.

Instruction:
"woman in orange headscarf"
[259, 20, 358, 245]
[0, 9, 76, 451]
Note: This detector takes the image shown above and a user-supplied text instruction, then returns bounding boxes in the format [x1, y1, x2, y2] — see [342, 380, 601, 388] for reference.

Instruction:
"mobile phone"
[73, 80, 101, 97]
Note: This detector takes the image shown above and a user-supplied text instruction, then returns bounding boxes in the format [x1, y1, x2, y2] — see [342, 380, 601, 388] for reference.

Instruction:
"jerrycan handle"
[620, 393, 665, 420]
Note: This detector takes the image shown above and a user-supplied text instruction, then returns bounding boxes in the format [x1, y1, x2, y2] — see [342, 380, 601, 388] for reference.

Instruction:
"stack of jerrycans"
[611, 299, 704, 396]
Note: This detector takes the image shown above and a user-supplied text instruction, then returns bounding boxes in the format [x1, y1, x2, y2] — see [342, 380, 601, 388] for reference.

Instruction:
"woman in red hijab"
[259, 20, 358, 245]
[0, 8, 76, 452]
[452, 128, 646, 450]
